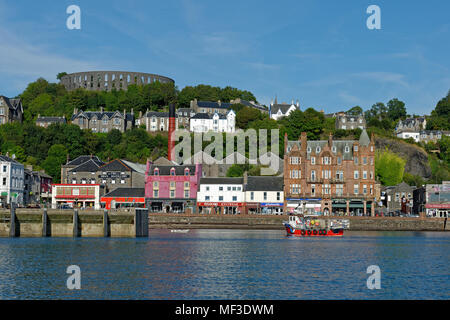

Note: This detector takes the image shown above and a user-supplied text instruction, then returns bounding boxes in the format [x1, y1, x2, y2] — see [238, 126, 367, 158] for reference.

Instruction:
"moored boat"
[283, 215, 349, 237]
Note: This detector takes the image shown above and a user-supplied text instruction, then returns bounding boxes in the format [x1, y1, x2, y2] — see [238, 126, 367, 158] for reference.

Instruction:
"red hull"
[285, 226, 344, 237]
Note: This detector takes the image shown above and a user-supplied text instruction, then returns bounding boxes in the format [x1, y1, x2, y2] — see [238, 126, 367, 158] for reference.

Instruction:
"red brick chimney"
[168, 103, 176, 161]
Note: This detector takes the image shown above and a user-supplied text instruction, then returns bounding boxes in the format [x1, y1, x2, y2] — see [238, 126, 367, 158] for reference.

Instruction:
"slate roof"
[72, 110, 134, 122]
[239, 100, 267, 111]
[152, 157, 177, 165]
[99, 159, 134, 172]
[66, 155, 104, 167]
[36, 117, 66, 123]
[0, 96, 23, 111]
[287, 140, 357, 160]
[0, 155, 20, 163]
[246, 176, 284, 191]
[197, 101, 232, 109]
[102, 187, 145, 198]
[199, 177, 244, 185]
[121, 160, 146, 174]
[69, 159, 102, 173]
[191, 113, 227, 120]
[145, 112, 178, 118]
[271, 104, 295, 115]
[149, 164, 197, 176]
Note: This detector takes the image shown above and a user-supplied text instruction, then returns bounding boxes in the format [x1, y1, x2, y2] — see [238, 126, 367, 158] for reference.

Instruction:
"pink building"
[145, 160, 202, 213]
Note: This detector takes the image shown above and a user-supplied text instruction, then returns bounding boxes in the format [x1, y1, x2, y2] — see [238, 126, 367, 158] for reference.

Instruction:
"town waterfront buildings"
[0, 155, 25, 206]
[283, 130, 377, 216]
[51, 184, 102, 209]
[197, 177, 245, 214]
[145, 161, 202, 213]
[245, 175, 284, 214]
[381, 182, 415, 214]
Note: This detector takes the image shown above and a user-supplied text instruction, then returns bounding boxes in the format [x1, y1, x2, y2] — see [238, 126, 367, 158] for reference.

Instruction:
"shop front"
[260, 202, 284, 214]
[425, 203, 450, 218]
[286, 198, 322, 215]
[146, 198, 196, 213]
[197, 202, 245, 215]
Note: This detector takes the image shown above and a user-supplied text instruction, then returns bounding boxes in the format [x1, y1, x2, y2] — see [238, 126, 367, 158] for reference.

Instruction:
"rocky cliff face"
[374, 136, 432, 179]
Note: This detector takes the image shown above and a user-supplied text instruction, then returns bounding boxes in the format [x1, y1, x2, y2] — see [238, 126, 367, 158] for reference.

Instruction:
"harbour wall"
[148, 214, 449, 232]
[0, 208, 148, 237]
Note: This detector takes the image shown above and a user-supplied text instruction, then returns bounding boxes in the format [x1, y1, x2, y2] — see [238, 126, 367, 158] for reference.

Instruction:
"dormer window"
[354, 146, 358, 152]
[345, 146, 350, 153]
[184, 168, 190, 176]
[154, 168, 159, 176]
[170, 168, 176, 176]
[332, 146, 336, 153]
[307, 147, 311, 153]
[316, 146, 321, 153]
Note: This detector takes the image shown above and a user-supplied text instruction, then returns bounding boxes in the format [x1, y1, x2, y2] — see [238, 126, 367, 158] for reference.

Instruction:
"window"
[170, 190, 175, 198]
[363, 185, 367, 194]
[153, 181, 159, 188]
[72, 178, 77, 184]
[227, 186, 231, 191]
[307, 147, 311, 153]
[311, 157, 315, 165]
[121, 179, 125, 184]
[185, 168, 190, 176]
[184, 190, 190, 198]
[2, 165, 6, 172]
[111, 179, 116, 184]
[206, 186, 210, 191]
[337, 157, 342, 165]
[354, 157, 358, 165]
[205, 196, 210, 201]
[354, 184, 359, 195]
[311, 184, 315, 196]
[219, 196, 223, 201]
[370, 185, 373, 195]
[277, 192, 281, 201]
[153, 190, 158, 198]
[316, 146, 321, 153]
[232, 196, 237, 201]
[154, 169, 159, 176]
[336, 184, 344, 196]
[354, 146, 358, 152]
[250, 192, 254, 200]
[311, 170, 316, 182]
[0, 108, 4, 115]
[219, 186, 223, 191]
[290, 157, 299, 164]
[103, 118, 108, 125]
[332, 146, 336, 153]
[184, 182, 190, 189]
[113, 118, 121, 125]
[232, 186, 237, 191]
[263, 192, 267, 201]
[2, 177, 5, 186]
[370, 171, 373, 179]
[323, 184, 330, 195]
[345, 146, 350, 153]
[363, 157, 367, 165]
[363, 171, 367, 179]
[170, 168, 175, 176]
[354, 171, 359, 179]
[395, 193, 400, 201]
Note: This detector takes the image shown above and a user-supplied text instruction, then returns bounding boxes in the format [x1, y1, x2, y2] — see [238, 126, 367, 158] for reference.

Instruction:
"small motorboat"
[283, 215, 350, 237]
[170, 229, 190, 233]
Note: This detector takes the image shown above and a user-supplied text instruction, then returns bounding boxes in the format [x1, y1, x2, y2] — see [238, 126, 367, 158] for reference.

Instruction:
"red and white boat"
[283, 215, 350, 237]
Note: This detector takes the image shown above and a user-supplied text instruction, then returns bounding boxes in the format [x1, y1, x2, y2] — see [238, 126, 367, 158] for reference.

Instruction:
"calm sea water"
[0, 230, 448, 300]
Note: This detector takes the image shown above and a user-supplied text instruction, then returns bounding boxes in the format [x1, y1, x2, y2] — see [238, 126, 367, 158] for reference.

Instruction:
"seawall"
[0, 208, 148, 238]
[148, 214, 449, 232]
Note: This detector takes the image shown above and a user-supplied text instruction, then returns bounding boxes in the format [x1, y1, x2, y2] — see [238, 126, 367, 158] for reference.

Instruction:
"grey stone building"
[61, 155, 105, 184]
[335, 113, 366, 130]
[60, 71, 174, 92]
[382, 182, 415, 213]
[176, 108, 196, 129]
[190, 99, 232, 115]
[395, 117, 427, 133]
[71, 108, 135, 133]
[138, 111, 179, 132]
[36, 115, 67, 128]
[67, 158, 146, 194]
[0, 96, 23, 125]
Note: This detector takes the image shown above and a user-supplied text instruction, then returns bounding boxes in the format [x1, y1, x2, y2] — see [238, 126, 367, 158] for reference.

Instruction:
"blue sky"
[0, 0, 449, 115]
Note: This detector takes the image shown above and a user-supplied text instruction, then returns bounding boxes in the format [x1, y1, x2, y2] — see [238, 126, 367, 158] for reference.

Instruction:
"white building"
[0, 155, 25, 206]
[51, 184, 102, 209]
[269, 99, 299, 120]
[190, 110, 236, 133]
[396, 130, 421, 143]
[197, 177, 244, 214]
[245, 176, 284, 214]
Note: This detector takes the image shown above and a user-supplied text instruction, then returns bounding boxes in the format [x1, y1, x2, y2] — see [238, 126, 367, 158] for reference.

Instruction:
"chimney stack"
[300, 132, 307, 151]
[168, 103, 176, 161]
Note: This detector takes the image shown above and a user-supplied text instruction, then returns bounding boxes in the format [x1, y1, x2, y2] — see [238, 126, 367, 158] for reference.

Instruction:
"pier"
[0, 207, 148, 237]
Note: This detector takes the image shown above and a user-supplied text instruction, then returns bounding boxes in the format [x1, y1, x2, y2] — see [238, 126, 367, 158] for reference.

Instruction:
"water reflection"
[0, 231, 448, 299]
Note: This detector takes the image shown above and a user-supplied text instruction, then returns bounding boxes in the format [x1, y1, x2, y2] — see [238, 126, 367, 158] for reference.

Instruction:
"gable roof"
[197, 101, 232, 109]
[271, 104, 295, 115]
[148, 164, 197, 176]
[199, 177, 244, 185]
[0, 155, 20, 163]
[98, 159, 133, 172]
[36, 116, 66, 123]
[153, 157, 177, 165]
[102, 187, 145, 198]
[72, 110, 134, 122]
[0, 96, 23, 111]
[121, 160, 146, 174]
[246, 176, 284, 191]
[69, 159, 102, 173]
[66, 155, 104, 167]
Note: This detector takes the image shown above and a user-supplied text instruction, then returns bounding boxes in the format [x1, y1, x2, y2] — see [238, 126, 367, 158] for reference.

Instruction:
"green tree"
[41, 144, 68, 182]
[56, 72, 68, 80]
[375, 149, 406, 185]
[387, 98, 407, 121]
